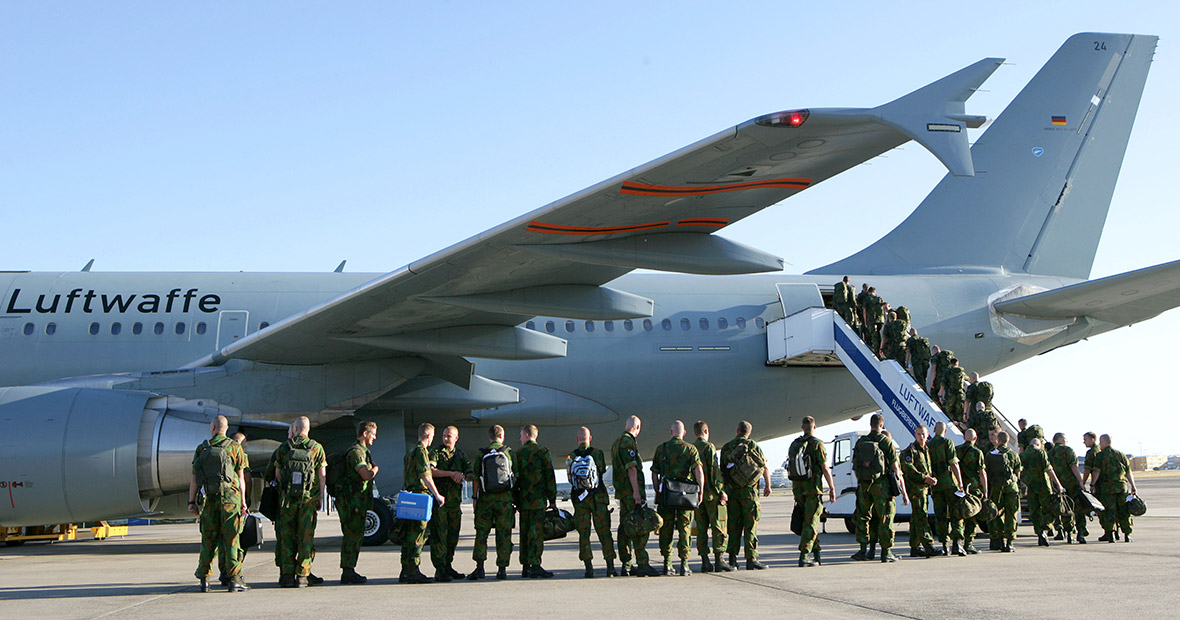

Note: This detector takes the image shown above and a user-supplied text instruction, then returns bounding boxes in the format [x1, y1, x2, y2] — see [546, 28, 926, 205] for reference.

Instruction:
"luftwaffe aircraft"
[1, 33, 1174, 542]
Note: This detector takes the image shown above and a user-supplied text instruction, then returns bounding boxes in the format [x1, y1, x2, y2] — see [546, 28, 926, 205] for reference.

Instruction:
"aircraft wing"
[184, 58, 1002, 372]
[995, 258, 1180, 326]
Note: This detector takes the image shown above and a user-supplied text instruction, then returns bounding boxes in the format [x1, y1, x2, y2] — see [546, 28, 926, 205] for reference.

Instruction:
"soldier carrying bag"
[196, 437, 237, 502]
[542, 507, 576, 540]
[239, 514, 264, 549]
[283, 439, 319, 502]
[479, 448, 514, 493]
[853, 436, 886, 483]
[659, 478, 700, 510]
[724, 441, 766, 488]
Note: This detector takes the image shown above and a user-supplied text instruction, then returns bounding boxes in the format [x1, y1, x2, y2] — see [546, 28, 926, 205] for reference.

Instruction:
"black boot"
[1125, 535, 1134, 543]
[923, 542, 939, 558]
[700, 554, 714, 573]
[939, 542, 949, 556]
[798, 552, 815, 567]
[1037, 533, 1050, 547]
[633, 563, 660, 577]
[990, 537, 1002, 551]
[677, 560, 691, 576]
[435, 569, 453, 583]
[530, 565, 553, 578]
[727, 552, 738, 570]
[1114, 531, 1121, 541]
[1077, 535, 1087, 544]
[867, 542, 877, 560]
[495, 566, 507, 580]
[447, 565, 466, 580]
[606, 559, 617, 577]
[851, 544, 867, 561]
[812, 549, 822, 566]
[198, 577, 209, 593]
[521, 565, 531, 579]
[584, 559, 595, 578]
[467, 562, 485, 580]
[746, 558, 767, 570]
[228, 576, 249, 592]
[909, 547, 926, 558]
[1065, 533, 1073, 544]
[218, 573, 229, 587]
[307, 573, 324, 585]
[714, 553, 733, 572]
[951, 541, 965, 556]
[880, 549, 899, 563]
[661, 559, 671, 576]
[964, 542, 979, 555]
[279, 574, 296, 588]
[341, 568, 368, 584]
[619, 562, 631, 577]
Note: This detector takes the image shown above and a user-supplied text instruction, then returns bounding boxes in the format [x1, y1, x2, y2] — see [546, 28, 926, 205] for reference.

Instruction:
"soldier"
[264, 423, 296, 572]
[399, 423, 445, 584]
[469, 425, 515, 580]
[1048, 432, 1087, 543]
[515, 424, 557, 578]
[985, 431, 1022, 552]
[189, 415, 249, 592]
[940, 358, 968, 421]
[612, 415, 659, 577]
[900, 425, 939, 558]
[274, 416, 327, 587]
[855, 283, 872, 340]
[955, 429, 989, 554]
[833, 276, 858, 328]
[691, 421, 731, 573]
[851, 414, 908, 563]
[1081, 431, 1108, 537]
[880, 309, 910, 364]
[928, 347, 953, 400]
[651, 420, 704, 576]
[429, 425, 471, 582]
[1020, 437, 1064, 546]
[567, 426, 616, 578]
[1015, 419, 1046, 453]
[338, 421, 379, 584]
[1088, 434, 1137, 543]
[720, 421, 772, 569]
[215, 432, 251, 587]
[789, 416, 835, 567]
[905, 328, 931, 388]
[927, 422, 964, 555]
[967, 402, 1000, 450]
[862, 287, 887, 353]
[965, 373, 995, 414]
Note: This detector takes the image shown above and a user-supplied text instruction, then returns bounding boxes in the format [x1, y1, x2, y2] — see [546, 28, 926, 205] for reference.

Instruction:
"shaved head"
[934, 421, 946, 435]
[577, 426, 591, 445]
[670, 420, 685, 438]
[963, 428, 977, 442]
[293, 416, 310, 436]
[210, 415, 229, 435]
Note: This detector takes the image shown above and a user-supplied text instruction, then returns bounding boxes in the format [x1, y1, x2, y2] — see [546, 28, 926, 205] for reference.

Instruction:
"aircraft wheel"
[4, 540, 25, 547]
[844, 517, 855, 533]
[362, 500, 392, 546]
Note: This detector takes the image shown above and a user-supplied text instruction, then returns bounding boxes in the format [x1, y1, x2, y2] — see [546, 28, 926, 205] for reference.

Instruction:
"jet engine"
[0, 386, 239, 527]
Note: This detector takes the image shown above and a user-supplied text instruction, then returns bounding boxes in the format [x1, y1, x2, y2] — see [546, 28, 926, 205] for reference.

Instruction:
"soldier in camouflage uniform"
[567, 426, 616, 578]
[468, 425, 515, 580]
[985, 431, 1022, 552]
[692, 421, 731, 573]
[215, 432, 251, 587]
[965, 373, 995, 414]
[967, 402, 1000, 450]
[855, 283, 871, 340]
[1048, 432, 1087, 543]
[1021, 437, 1064, 546]
[720, 420, 771, 569]
[429, 425, 472, 582]
[1081, 431, 1110, 536]
[338, 421, 379, 584]
[905, 328, 931, 389]
[955, 429, 989, 554]
[1088, 434, 1138, 542]
[651, 420, 704, 576]
[900, 425, 939, 558]
[189, 415, 249, 592]
[274, 416, 327, 587]
[851, 414, 908, 563]
[929, 347, 954, 401]
[940, 358, 968, 422]
[515, 424, 557, 578]
[880, 309, 910, 364]
[927, 422, 964, 555]
[264, 423, 295, 570]
[790, 417, 835, 567]
[833, 276, 858, 328]
[861, 287, 887, 353]
[399, 423, 445, 584]
[612, 416, 659, 577]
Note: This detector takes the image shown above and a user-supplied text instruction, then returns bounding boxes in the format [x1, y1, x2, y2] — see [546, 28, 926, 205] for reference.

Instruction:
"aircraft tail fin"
[811, 33, 1157, 279]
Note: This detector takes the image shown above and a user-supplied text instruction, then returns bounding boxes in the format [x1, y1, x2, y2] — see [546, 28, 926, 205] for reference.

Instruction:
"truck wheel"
[362, 500, 392, 546]
[844, 517, 855, 533]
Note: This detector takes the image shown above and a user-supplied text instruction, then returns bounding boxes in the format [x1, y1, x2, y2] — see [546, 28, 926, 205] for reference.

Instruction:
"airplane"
[2, 33, 1176, 543]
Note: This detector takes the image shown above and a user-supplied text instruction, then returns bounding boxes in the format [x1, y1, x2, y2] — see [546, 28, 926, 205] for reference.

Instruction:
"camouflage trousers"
[472, 495, 514, 567]
[429, 501, 462, 570]
[1026, 488, 1053, 535]
[1099, 490, 1133, 535]
[518, 508, 545, 566]
[931, 488, 963, 543]
[943, 392, 965, 420]
[336, 492, 370, 569]
[907, 488, 933, 549]
[868, 322, 884, 352]
[401, 518, 428, 569]
[657, 506, 692, 560]
[573, 492, 615, 562]
[278, 497, 318, 577]
[836, 303, 858, 328]
[694, 495, 727, 556]
[196, 500, 243, 579]
[989, 484, 1020, 541]
[961, 487, 984, 545]
[725, 486, 761, 560]
[616, 497, 650, 567]
[793, 487, 823, 554]
[854, 480, 895, 549]
[910, 361, 930, 391]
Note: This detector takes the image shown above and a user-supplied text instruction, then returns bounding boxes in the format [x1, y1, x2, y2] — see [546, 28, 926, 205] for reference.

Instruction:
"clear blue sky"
[3, 2, 1178, 463]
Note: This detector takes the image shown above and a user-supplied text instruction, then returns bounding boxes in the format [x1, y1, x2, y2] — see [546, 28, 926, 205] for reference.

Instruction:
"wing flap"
[994, 258, 1180, 325]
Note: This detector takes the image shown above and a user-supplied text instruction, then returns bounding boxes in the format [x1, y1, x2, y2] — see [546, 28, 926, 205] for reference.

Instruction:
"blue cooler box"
[397, 491, 433, 521]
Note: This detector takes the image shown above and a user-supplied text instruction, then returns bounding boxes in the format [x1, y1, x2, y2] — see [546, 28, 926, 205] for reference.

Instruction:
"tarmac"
[2, 475, 1178, 620]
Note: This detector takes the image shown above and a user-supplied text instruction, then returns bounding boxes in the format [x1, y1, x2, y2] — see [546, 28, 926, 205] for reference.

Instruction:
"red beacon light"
[755, 109, 809, 128]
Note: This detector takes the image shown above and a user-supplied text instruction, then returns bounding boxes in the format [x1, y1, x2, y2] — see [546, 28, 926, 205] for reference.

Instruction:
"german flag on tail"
[1051, 116, 1067, 126]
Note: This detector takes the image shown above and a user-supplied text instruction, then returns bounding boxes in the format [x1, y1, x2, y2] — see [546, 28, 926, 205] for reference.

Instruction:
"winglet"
[871, 57, 1004, 177]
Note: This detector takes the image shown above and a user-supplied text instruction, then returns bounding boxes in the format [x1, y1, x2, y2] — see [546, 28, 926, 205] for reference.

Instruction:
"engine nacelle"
[0, 386, 238, 527]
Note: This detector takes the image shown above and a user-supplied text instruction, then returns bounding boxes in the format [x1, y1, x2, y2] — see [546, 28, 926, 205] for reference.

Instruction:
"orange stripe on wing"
[526, 220, 670, 235]
[677, 218, 730, 228]
[620, 178, 811, 197]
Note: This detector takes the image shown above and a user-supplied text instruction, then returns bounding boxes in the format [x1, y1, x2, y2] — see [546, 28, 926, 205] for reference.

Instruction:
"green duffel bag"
[949, 491, 982, 520]
[623, 503, 663, 538]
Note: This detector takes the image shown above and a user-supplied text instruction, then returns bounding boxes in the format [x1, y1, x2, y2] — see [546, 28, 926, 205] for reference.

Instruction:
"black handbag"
[790, 503, 804, 536]
[887, 470, 902, 497]
[659, 478, 700, 510]
[239, 514, 263, 549]
[259, 485, 280, 521]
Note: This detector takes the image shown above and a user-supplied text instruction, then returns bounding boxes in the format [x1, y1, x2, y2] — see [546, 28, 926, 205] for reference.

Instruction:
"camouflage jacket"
[1083, 445, 1101, 476]
[693, 439, 724, 500]
[514, 440, 556, 510]
[191, 434, 248, 502]
[1047, 444, 1081, 493]
[343, 441, 374, 498]
[906, 336, 931, 364]
[855, 289, 871, 312]
[1020, 446, 1054, 493]
[931, 350, 955, 387]
[789, 434, 827, 496]
[833, 281, 854, 305]
[403, 443, 433, 493]
[651, 437, 701, 486]
[943, 366, 968, 397]
[967, 408, 1000, 438]
[900, 441, 933, 489]
[1089, 447, 1131, 494]
[956, 440, 986, 495]
[611, 431, 646, 500]
[882, 319, 910, 355]
[273, 435, 327, 497]
[430, 445, 472, 504]
[863, 293, 886, 324]
[927, 434, 959, 491]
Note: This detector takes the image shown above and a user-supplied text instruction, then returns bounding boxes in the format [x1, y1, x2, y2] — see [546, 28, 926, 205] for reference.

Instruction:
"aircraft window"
[623, 319, 633, 332]
[526, 321, 535, 330]
[111, 322, 122, 335]
[89, 322, 100, 335]
[22, 323, 33, 335]
[196, 322, 207, 335]
[565, 320, 575, 333]
[133, 322, 143, 335]
[545, 321, 555, 333]
[604, 320, 614, 332]
[260, 322, 270, 330]
[756, 317, 765, 329]
[680, 318, 690, 331]
[700, 318, 710, 330]
[153, 322, 164, 335]
[718, 317, 728, 329]
[585, 321, 595, 332]
[736, 317, 747, 329]
[176, 322, 186, 335]
[642, 319, 652, 331]
[45, 322, 56, 335]
[661, 319, 671, 331]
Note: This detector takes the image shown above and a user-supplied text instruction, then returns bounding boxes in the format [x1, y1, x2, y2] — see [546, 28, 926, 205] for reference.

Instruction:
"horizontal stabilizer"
[994, 259, 1180, 325]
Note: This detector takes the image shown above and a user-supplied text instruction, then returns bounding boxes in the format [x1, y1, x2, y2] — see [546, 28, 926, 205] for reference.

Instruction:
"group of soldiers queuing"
[186, 412, 803, 592]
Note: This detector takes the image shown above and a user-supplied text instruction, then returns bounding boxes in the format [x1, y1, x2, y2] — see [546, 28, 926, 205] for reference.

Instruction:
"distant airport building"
[770, 468, 789, 488]
[1130, 455, 1167, 471]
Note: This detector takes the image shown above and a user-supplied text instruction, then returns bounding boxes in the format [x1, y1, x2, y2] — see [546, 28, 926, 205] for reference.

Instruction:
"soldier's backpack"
[479, 448, 514, 493]
[787, 437, 816, 482]
[975, 381, 995, 406]
[196, 437, 237, 500]
[1027, 424, 1045, 443]
[723, 440, 766, 487]
[852, 435, 886, 483]
[283, 439, 319, 501]
[567, 454, 600, 491]
[1049, 491, 1074, 521]
[326, 451, 349, 499]
[985, 449, 1015, 487]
